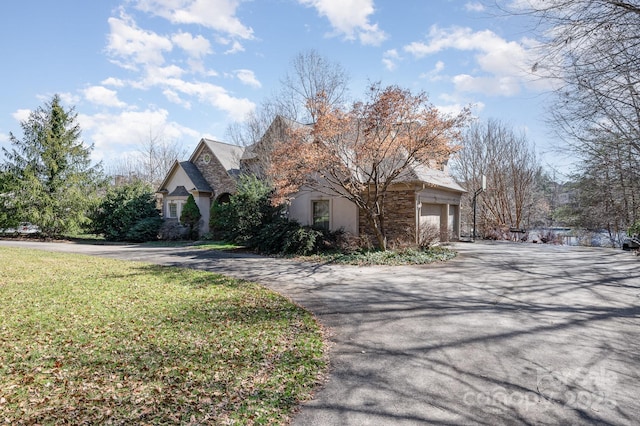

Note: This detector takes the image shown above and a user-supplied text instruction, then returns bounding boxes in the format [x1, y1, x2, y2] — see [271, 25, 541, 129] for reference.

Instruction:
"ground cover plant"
[0, 247, 326, 424]
[300, 246, 457, 266]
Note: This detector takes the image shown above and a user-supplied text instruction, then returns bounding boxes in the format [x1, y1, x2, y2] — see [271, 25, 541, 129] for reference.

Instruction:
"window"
[168, 202, 178, 218]
[312, 200, 330, 231]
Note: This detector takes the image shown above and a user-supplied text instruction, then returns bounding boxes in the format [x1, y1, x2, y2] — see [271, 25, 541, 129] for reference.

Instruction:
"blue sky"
[0, 0, 572, 172]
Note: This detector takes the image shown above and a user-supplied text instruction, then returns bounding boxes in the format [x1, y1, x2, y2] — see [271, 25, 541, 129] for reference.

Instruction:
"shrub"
[125, 217, 163, 242]
[158, 219, 190, 241]
[418, 224, 440, 249]
[250, 217, 342, 256]
[90, 181, 160, 241]
[180, 194, 201, 240]
[209, 175, 280, 244]
[209, 201, 234, 241]
[629, 220, 640, 237]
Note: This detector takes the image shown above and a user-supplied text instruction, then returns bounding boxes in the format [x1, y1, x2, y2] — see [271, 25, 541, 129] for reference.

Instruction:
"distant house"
[157, 116, 465, 243]
[156, 138, 243, 235]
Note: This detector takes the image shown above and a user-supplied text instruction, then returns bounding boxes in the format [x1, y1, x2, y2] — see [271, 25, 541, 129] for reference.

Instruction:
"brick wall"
[194, 146, 237, 199]
[359, 189, 416, 247]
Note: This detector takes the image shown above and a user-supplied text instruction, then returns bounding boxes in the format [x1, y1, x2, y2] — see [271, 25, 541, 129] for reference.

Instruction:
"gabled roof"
[168, 185, 190, 196]
[180, 161, 213, 192]
[156, 160, 213, 194]
[190, 138, 244, 175]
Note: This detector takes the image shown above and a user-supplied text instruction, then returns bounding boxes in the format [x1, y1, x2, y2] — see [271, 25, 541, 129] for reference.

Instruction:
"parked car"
[622, 236, 640, 251]
[0, 222, 40, 235]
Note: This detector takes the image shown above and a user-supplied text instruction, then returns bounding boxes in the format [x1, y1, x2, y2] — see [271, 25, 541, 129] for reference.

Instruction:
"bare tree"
[108, 127, 187, 188]
[504, 1, 640, 153]
[228, 49, 350, 175]
[276, 49, 350, 124]
[502, 0, 640, 235]
[452, 119, 542, 238]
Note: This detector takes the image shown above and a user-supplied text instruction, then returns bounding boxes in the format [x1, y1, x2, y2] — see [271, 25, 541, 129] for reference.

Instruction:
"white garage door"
[420, 203, 441, 229]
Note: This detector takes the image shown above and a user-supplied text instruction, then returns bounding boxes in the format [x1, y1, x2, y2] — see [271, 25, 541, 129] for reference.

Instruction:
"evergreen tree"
[2, 95, 104, 237]
[0, 171, 19, 230]
[180, 194, 201, 240]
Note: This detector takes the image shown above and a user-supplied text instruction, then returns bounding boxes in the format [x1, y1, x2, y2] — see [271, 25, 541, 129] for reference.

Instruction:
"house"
[278, 155, 465, 244]
[243, 115, 466, 244]
[157, 116, 465, 243]
[156, 138, 244, 235]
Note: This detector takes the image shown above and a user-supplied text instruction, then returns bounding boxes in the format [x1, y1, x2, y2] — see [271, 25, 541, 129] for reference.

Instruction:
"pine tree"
[180, 194, 201, 240]
[2, 94, 104, 237]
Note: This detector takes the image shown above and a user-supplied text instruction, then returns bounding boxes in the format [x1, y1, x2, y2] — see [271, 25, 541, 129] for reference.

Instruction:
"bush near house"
[209, 175, 343, 256]
[180, 194, 201, 240]
[89, 180, 161, 241]
[209, 174, 279, 244]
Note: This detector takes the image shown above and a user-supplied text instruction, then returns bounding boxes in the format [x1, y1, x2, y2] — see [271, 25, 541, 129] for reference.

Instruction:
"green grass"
[300, 246, 457, 266]
[0, 247, 326, 425]
[193, 240, 245, 251]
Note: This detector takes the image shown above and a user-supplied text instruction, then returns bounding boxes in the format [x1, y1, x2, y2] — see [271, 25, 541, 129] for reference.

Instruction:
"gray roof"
[409, 162, 466, 193]
[168, 185, 190, 196]
[199, 139, 244, 173]
[180, 161, 213, 192]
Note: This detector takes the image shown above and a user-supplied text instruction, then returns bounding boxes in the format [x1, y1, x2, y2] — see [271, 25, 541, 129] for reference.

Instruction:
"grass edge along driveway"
[0, 247, 327, 425]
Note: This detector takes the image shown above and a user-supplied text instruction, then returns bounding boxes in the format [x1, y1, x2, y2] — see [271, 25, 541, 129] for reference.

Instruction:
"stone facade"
[194, 145, 237, 201]
[359, 189, 417, 246]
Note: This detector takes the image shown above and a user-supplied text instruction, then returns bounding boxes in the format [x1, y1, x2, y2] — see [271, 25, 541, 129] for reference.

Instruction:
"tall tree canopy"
[507, 0, 640, 233]
[268, 84, 468, 250]
[1, 94, 103, 237]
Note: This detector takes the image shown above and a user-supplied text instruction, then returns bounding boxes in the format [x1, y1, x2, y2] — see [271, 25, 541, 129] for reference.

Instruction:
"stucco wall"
[162, 167, 192, 218]
[194, 193, 211, 235]
[287, 189, 359, 235]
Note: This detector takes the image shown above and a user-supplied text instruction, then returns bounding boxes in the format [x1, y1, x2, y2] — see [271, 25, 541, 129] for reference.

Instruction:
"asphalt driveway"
[1, 240, 639, 425]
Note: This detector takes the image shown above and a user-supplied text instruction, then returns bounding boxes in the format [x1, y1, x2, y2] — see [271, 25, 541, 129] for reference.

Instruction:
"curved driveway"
[2, 240, 639, 425]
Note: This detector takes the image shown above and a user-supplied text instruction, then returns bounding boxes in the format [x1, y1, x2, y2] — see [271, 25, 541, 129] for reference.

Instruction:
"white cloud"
[420, 60, 445, 81]
[84, 86, 128, 108]
[160, 78, 255, 121]
[452, 74, 522, 96]
[298, 0, 387, 45]
[225, 40, 245, 54]
[78, 108, 199, 162]
[101, 77, 126, 87]
[235, 69, 261, 88]
[382, 49, 400, 71]
[12, 109, 31, 123]
[404, 26, 544, 96]
[134, 0, 254, 40]
[102, 6, 255, 123]
[171, 31, 212, 57]
[465, 2, 485, 12]
[0, 132, 9, 143]
[162, 89, 192, 109]
[139, 64, 186, 88]
[107, 12, 173, 68]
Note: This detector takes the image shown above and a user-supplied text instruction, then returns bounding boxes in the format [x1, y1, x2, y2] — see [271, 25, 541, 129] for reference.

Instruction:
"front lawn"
[0, 247, 326, 424]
